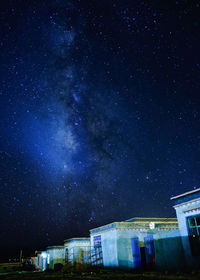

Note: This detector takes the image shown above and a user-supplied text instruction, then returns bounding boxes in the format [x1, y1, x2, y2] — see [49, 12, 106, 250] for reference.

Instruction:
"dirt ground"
[0, 270, 200, 280]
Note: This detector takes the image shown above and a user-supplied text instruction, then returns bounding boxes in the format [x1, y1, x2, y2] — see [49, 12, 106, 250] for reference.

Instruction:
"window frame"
[187, 214, 200, 256]
[187, 215, 200, 237]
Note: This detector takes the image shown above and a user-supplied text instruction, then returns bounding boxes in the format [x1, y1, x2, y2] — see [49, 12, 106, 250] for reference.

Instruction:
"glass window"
[93, 235, 101, 247]
[188, 217, 195, 227]
[196, 216, 200, 226]
[189, 227, 198, 236]
[92, 236, 103, 265]
[187, 215, 200, 256]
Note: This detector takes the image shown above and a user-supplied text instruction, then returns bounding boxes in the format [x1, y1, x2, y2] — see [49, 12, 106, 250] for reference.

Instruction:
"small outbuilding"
[171, 188, 200, 269]
[46, 245, 65, 270]
[90, 217, 184, 270]
[64, 238, 90, 265]
[35, 251, 48, 271]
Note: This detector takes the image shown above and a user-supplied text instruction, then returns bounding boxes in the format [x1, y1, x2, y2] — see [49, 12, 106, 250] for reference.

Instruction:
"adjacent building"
[46, 245, 65, 270]
[90, 217, 184, 270]
[64, 238, 91, 265]
[171, 188, 200, 269]
[35, 251, 48, 271]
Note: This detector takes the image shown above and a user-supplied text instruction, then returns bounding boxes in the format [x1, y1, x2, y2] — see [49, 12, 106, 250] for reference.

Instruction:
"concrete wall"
[36, 251, 48, 271]
[174, 199, 200, 269]
[154, 229, 184, 270]
[90, 229, 118, 267]
[65, 240, 90, 264]
[64, 240, 90, 264]
[116, 228, 142, 269]
[47, 247, 65, 270]
[91, 228, 184, 270]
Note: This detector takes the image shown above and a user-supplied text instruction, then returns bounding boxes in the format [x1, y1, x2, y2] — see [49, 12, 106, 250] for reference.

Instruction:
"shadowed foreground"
[0, 270, 200, 280]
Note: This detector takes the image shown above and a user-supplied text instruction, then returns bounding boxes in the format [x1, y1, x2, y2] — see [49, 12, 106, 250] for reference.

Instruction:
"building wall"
[36, 251, 48, 271]
[47, 247, 65, 270]
[92, 227, 184, 270]
[153, 229, 184, 270]
[90, 229, 118, 267]
[64, 240, 90, 264]
[116, 228, 183, 270]
[116, 228, 143, 269]
[174, 198, 200, 268]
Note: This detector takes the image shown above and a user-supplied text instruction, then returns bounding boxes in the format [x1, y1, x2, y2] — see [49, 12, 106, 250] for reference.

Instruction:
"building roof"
[171, 188, 200, 206]
[90, 217, 178, 234]
[64, 237, 90, 244]
[36, 250, 47, 256]
[46, 245, 64, 250]
[171, 188, 200, 200]
[125, 217, 177, 222]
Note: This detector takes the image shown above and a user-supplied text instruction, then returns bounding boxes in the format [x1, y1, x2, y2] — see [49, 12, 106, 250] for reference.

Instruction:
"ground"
[0, 270, 200, 280]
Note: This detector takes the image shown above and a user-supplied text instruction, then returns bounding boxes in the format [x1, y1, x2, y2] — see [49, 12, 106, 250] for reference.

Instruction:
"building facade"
[90, 218, 184, 270]
[171, 188, 200, 269]
[35, 251, 48, 271]
[64, 238, 91, 265]
[46, 245, 65, 270]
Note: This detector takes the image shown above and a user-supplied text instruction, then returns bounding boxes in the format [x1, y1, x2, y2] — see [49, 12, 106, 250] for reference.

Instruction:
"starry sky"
[0, 0, 200, 260]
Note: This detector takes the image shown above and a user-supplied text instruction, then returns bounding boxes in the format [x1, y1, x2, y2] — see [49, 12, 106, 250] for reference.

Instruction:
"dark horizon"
[0, 0, 200, 261]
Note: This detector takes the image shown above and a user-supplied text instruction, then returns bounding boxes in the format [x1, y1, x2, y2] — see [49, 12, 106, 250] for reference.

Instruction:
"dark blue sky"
[0, 0, 200, 260]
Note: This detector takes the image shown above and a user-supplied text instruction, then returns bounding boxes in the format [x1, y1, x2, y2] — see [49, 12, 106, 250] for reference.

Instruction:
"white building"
[64, 238, 90, 265]
[90, 217, 184, 270]
[46, 245, 65, 270]
[171, 188, 200, 269]
[35, 251, 48, 271]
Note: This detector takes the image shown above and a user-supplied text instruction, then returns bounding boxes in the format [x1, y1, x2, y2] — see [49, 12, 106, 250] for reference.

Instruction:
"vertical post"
[19, 250, 23, 264]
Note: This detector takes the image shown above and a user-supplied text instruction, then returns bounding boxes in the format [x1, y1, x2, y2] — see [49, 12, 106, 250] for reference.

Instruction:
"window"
[187, 215, 200, 256]
[92, 235, 103, 265]
[93, 235, 101, 247]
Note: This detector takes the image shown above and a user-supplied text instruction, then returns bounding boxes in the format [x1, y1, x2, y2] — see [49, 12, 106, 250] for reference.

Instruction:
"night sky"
[0, 0, 200, 260]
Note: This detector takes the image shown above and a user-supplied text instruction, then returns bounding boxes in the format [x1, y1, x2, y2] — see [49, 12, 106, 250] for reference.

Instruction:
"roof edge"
[171, 188, 200, 200]
[89, 222, 117, 233]
[125, 217, 177, 222]
[47, 245, 64, 249]
[64, 237, 90, 243]
[90, 218, 178, 233]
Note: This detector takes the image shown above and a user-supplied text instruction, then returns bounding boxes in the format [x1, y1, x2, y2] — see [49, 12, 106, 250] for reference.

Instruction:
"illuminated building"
[171, 188, 200, 269]
[64, 238, 90, 264]
[90, 217, 184, 270]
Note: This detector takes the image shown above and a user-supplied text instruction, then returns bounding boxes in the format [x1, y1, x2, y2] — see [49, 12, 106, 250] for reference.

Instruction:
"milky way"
[0, 0, 200, 259]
